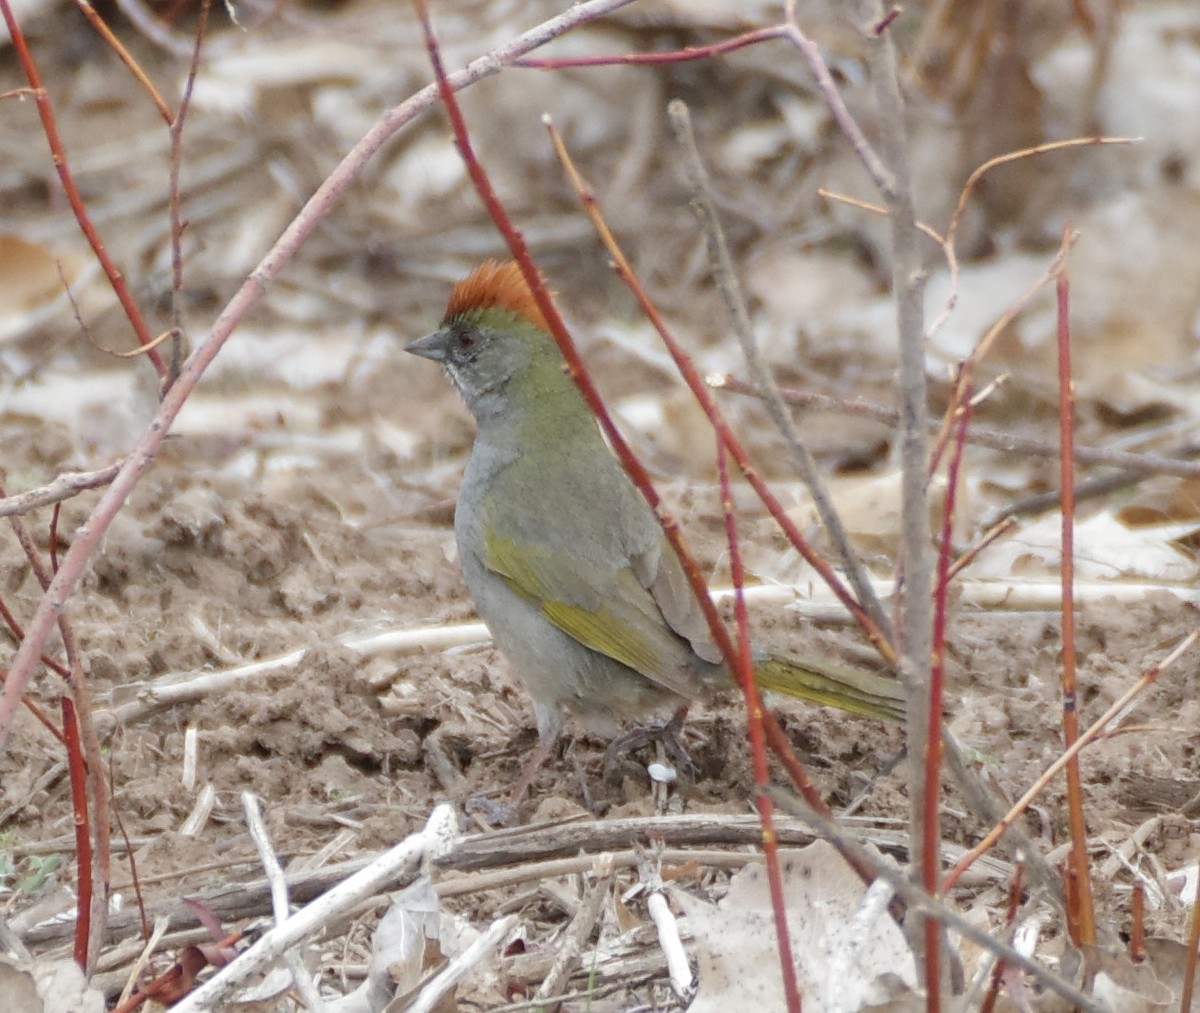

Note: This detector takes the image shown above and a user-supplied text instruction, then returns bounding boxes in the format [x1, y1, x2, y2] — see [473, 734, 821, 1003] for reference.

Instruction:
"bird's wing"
[627, 537, 723, 666]
[482, 530, 709, 699]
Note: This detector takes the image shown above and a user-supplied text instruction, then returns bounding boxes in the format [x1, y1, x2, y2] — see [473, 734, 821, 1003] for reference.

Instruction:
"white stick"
[105, 624, 490, 725]
[178, 783, 215, 838]
[243, 793, 327, 1012]
[405, 913, 517, 1013]
[169, 804, 457, 1013]
[649, 890, 694, 1000]
[181, 726, 198, 792]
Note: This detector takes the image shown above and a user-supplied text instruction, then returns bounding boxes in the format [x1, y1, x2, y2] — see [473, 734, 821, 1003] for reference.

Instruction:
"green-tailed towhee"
[406, 261, 904, 789]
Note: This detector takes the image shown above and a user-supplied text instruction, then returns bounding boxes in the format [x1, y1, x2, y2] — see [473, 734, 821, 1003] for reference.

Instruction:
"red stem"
[980, 863, 1024, 1013]
[1056, 225, 1095, 945]
[921, 371, 972, 1006]
[1129, 882, 1144, 964]
[1181, 876, 1200, 1012]
[515, 24, 786, 68]
[0, 0, 166, 375]
[717, 440, 801, 1012]
[62, 696, 92, 969]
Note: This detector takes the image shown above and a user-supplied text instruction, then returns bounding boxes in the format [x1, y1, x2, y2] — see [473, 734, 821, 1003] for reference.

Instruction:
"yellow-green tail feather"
[754, 654, 906, 721]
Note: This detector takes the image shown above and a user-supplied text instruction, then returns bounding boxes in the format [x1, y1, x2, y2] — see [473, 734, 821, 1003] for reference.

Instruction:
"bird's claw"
[603, 714, 698, 780]
[464, 793, 520, 827]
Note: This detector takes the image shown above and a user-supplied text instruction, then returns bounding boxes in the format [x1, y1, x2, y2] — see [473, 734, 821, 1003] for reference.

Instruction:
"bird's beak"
[404, 330, 448, 362]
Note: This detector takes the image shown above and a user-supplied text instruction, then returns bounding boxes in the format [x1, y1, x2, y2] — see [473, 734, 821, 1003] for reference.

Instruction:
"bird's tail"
[754, 653, 906, 721]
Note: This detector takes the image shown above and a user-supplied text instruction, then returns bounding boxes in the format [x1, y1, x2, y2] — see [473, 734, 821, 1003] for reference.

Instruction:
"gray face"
[406, 318, 526, 409]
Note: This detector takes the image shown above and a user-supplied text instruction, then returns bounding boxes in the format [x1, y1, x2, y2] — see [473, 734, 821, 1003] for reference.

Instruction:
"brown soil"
[2, 2, 1200, 1009]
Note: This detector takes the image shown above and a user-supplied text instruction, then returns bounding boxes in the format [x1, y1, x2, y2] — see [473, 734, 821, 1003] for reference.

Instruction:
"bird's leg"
[508, 736, 554, 809]
[603, 703, 697, 779]
[495, 700, 566, 816]
[841, 743, 907, 817]
[564, 738, 596, 812]
[463, 706, 563, 827]
[462, 736, 553, 828]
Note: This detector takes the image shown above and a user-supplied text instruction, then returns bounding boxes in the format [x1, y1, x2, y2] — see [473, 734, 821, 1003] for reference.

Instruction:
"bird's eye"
[458, 333, 474, 349]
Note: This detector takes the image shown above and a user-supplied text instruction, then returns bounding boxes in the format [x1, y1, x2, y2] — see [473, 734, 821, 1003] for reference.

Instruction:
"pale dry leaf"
[192, 38, 394, 115]
[1164, 862, 1200, 905]
[0, 234, 90, 345]
[0, 955, 43, 1013]
[677, 840, 919, 1011]
[1034, 3, 1200, 188]
[789, 469, 957, 559]
[227, 965, 294, 1007]
[747, 247, 878, 341]
[329, 877, 443, 1012]
[386, 877, 443, 995]
[965, 511, 1200, 583]
[1085, 943, 1173, 1012]
[0, 952, 105, 1013]
[1140, 937, 1200, 1012]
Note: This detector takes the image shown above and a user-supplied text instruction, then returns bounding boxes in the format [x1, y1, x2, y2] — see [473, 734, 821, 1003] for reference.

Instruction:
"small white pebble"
[647, 762, 677, 785]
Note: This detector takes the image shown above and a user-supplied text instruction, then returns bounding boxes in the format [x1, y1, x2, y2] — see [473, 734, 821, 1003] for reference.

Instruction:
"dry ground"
[2, 1, 1200, 1009]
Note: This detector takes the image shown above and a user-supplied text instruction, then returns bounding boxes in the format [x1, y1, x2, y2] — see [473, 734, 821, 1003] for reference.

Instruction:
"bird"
[406, 260, 904, 805]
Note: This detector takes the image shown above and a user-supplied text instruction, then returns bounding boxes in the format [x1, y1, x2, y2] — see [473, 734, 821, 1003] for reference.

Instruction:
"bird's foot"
[464, 794, 520, 828]
[603, 706, 697, 780]
[464, 737, 557, 826]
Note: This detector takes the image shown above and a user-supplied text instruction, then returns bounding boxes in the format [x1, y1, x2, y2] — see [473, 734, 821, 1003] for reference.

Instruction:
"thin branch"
[1053, 229, 1096, 944]
[533, 854, 614, 1002]
[166, 0, 212, 391]
[856, 0, 934, 990]
[0, 0, 167, 375]
[73, 0, 173, 124]
[243, 792, 326, 1011]
[0, 477, 111, 966]
[668, 98, 892, 646]
[781, 2, 893, 193]
[717, 439, 800, 1012]
[922, 371, 972, 995]
[0, 462, 123, 518]
[945, 138, 1133, 254]
[717, 375, 1200, 479]
[61, 696, 92, 970]
[406, 914, 518, 1013]
[168, 805, 457, 1013]
[515, 24, 788, 68]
